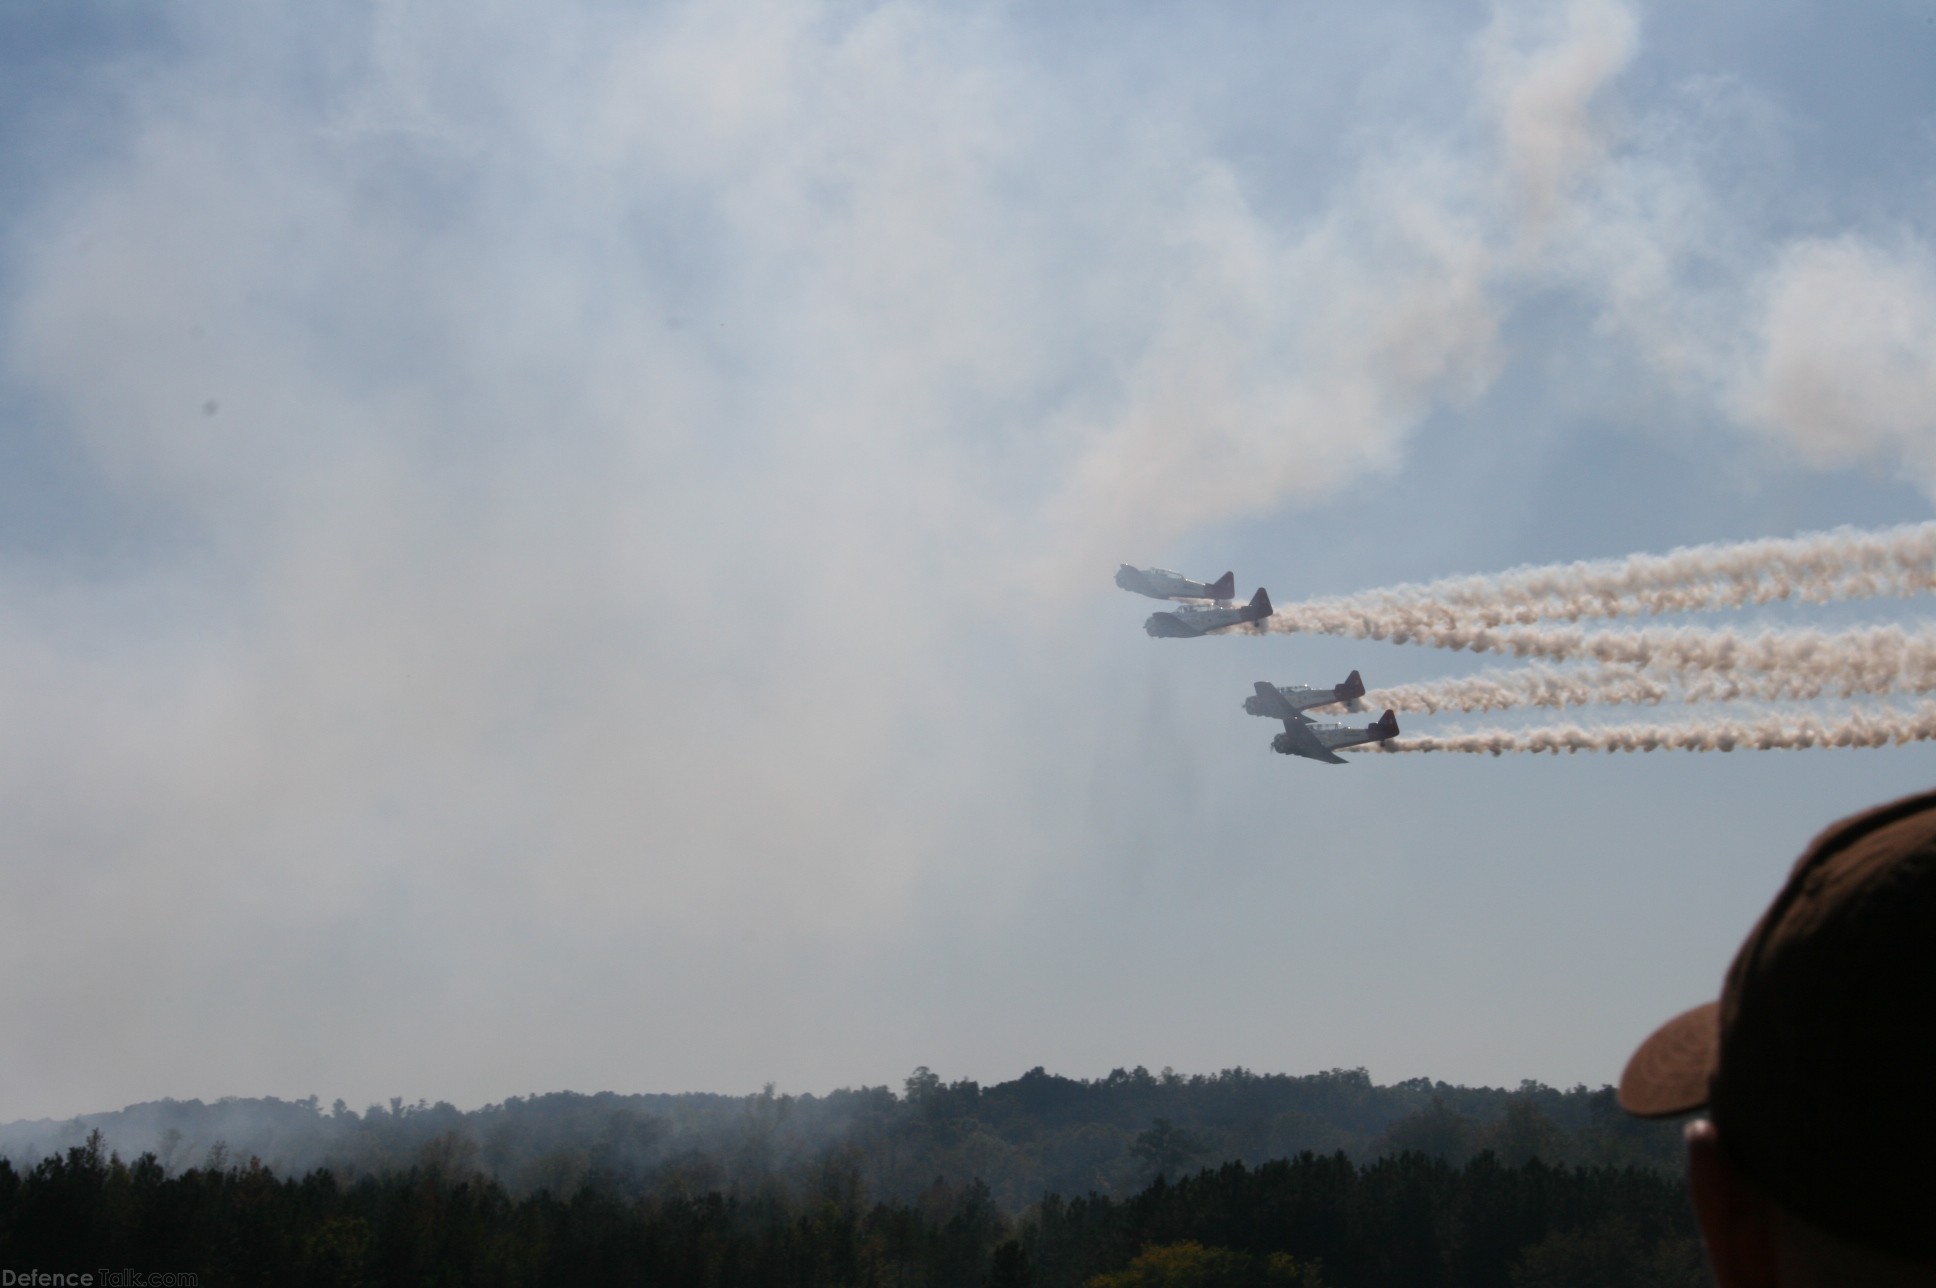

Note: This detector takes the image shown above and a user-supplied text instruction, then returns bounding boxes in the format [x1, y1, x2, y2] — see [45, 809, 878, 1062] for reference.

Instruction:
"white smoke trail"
[1365, 643, 1936, 714]
[1249, 526, 1936, 742]
[1357, 702, 1936, 755]
[1299, 620, 1936, 691]
[1365, 665, 1668, 714]
[1264, 522, 1936, 635]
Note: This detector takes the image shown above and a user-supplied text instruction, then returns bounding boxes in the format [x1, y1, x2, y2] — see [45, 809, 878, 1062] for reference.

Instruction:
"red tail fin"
[1246, 587, 1273, 619]
[1337, 669, 1366, 702]
[1209, 570, 1236, 599]
[1376, 709, 1399, 737]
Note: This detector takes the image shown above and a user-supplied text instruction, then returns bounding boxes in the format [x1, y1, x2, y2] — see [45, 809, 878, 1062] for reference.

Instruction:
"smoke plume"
[1265, 522, 1936, 636]
[1354, 624, 1936, 704]
[1270, 524, 1936, 755]
[1363, 652, 1936, 715]
[1359, 703, 1936, 755]
[1364, 665, 1665, 714]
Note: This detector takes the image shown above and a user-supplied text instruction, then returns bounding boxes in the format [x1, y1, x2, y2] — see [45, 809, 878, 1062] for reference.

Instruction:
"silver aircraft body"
[1115, 564, 1237, 602]
[1247, 680, 1398, 764]
[1144, 587, 1272, 638]
[1242, 670, 1366, 717]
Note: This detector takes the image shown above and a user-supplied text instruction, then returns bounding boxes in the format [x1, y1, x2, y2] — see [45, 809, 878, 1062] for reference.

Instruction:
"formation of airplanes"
[1116, 563, 1401, 764]
[1245, 680, 1399, 764]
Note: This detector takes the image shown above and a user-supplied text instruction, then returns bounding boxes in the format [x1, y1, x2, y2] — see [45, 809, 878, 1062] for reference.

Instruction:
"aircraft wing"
[1249, 680, 1298, 720]
[1144, 610, 1203, 637]
[1273, 714, 1350, 765]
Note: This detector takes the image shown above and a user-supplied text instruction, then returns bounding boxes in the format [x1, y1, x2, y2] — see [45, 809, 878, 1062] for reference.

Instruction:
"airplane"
[1247, 680, 1399, 763]
[1116, 564, 1238, 602]
[1144, 587, 1272, 638]
[1242, 670, 1366, 717]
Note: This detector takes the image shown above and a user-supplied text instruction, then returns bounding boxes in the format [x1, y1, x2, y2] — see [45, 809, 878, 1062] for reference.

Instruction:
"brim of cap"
[1617, 1001, 1720, 1118]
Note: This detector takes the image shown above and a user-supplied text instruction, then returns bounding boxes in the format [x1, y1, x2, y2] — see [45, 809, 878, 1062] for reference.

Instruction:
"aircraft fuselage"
[1144, 587, 1273, 637]
[1270, 710, 1399, 760]
[1115, 565, 1237, 602]
[1242, 670, 1366, 715]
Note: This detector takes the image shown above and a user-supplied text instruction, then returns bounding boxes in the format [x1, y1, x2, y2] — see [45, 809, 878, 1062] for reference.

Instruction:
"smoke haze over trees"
[0, 1067, 1682, 1212]
[0, 1124, 1703, 1287]
[0, 1067, 1699, 1282]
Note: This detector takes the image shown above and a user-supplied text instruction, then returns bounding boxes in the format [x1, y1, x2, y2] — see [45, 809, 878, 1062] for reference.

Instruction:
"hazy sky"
[4, 0, 1936, 1122]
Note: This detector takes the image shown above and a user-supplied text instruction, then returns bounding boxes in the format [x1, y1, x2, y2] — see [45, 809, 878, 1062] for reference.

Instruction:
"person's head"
[1618, 789, 1936, 1287]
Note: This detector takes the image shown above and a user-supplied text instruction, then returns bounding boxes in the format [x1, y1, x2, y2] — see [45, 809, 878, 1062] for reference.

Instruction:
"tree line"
[0, 1129, 1703, 1287]
[0, 1066, 1686, 1213]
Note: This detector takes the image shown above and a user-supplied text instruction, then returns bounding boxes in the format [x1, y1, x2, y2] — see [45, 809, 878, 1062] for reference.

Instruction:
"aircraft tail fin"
[1209, 570, 1236, 600]
[1375, 709, 1399, 738]
[1245, 587, 1273, 620]
[1337, 669, 1366, 702]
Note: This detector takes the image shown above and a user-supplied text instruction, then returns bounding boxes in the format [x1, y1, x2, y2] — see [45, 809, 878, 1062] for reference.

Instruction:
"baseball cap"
[1617, 787, 1936, 1262]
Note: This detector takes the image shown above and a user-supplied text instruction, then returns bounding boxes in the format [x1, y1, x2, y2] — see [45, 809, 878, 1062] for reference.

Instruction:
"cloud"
[1734, 234, 1936, 484]
[1479, 0, 1639, 237]
[1464, 5, 1936, 504]
[3, 0, 1932, 1115]
[1041, 145, 1503, 579]
[8, 0, 1493, 1108]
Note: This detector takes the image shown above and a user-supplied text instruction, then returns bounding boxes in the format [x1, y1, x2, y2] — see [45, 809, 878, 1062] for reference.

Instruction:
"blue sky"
[2, 0, 1935, 1121]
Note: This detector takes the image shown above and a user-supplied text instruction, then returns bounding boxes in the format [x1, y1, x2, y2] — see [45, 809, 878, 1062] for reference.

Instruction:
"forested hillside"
[0, 1130, 1703, 1287]
[0, 1066, 1683, 1212]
